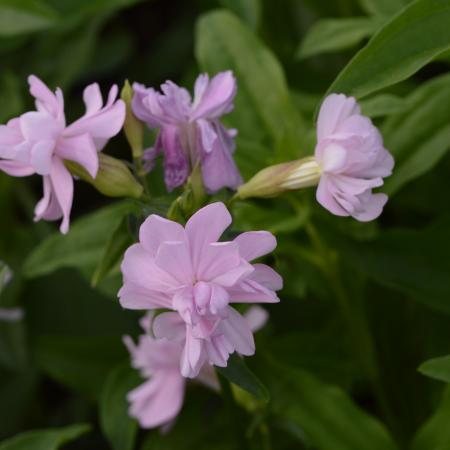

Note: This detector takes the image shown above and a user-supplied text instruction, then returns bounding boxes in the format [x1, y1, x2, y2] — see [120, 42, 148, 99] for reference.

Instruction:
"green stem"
[304, 221, 398, 432]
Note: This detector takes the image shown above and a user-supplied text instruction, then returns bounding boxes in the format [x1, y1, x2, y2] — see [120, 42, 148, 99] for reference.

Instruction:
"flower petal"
[233, 231, 277, 262]
[153, 312, 186, 341]
[139, 214, 186, 257]
[219, 307, 255, 356]
[30, 140, 55, 175]
[155, 241, 194, 285]
[57, 134, 99, 178]
[127, 372, 185, 429]
[180, 328, 205, 378]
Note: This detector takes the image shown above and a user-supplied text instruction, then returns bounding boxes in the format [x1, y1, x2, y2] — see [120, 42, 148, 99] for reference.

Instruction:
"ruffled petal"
[30, 140, 55, 175]
[139, 214, 186, 256]
[57, 134, 99, 178]
[219, 307, 255, 356]
[233, 231, 277, 262]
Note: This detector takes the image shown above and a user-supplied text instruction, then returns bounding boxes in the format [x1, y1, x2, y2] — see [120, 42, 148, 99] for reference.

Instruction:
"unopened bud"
[237, 156, 321, 200]
[66, 153, 143, 199]
[121, 80, 144, 159]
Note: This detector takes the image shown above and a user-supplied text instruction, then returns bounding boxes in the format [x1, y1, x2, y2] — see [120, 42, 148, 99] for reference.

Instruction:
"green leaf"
[357, 0, 410, 16]
[100, 364, 140, 450]
[195, 10, 305, 177]
[215, 353, 269, 402]
[297, 17, 383, 59]
[418, 355, 450, 383]
[0, 0, 58, 36]
[218, 0, 261, 29]
[360, 93, 408, 118]
[411, 387, 450, 450]
[91, 217, 133, 287]
[33, 335, 127, 400]
[261, 357, 399, 450]
[328, 0, 450, 99]
[339, 216, 450, 315]
[0, 424, 90, 450]
[23, 201, 137, 279]
[383, 74, 450, 195]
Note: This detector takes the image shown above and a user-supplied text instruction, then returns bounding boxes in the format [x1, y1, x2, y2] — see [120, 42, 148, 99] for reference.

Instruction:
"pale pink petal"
[185, 202, 232, 269]
[191, 71, 236, 120]
[20, 112, 62, 141]
[0, 161, 34, 177]
[219, 307, 255, 356]
[82, 83, 103, 115]
[244, 306, 269, 332]
[316, 176, 348, 217]
[30, 140, 55, 175]
[155, 241, 194, 285]
[128, 372, 185, 429]
[118, 283, 171, 310]
[153, 312, 186, 341]
[233, 231, 277, 261]
[57, 134, 99, 178]
[121, 244, 179, 293]
[180, 329, 205, 378]
[316, 93, 359, 141]
[205, 334, 233, 367]
[139, 214, 186, 257]
[49, 157, 73, 234]
[28, 75, 64, 119]
[320, 143, 348, 173]
[250, 264, 283, 291]
[353, 193, 388, 221]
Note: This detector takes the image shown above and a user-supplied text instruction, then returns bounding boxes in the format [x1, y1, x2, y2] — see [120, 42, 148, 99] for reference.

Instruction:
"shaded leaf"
[297, 17, 382, 59]
[0, 424, 90, 450]
[100, 364, 140, 450]
[216, 353, 269, 402]
[418, 355, 450, 383]
[328, 0, 450, 99]
[23, 201, 137, 279]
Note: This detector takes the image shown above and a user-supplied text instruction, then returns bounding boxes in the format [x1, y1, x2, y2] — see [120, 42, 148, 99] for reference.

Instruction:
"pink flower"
[315, 93, 394, 221]
[0, 75, 125, 233]
[119, 202, 281, 378]
[124, 307, 268, 429]
[132, 71, 242, 193]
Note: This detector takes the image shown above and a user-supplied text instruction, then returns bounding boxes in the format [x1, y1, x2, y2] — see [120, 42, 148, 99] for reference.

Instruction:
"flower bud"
[121, 80, 144, 159]
[65, 153, 143, 199]
[237, 156, 321, 200]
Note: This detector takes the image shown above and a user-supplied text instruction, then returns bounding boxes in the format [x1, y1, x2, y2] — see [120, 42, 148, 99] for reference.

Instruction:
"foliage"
[0, 0, 449, 449]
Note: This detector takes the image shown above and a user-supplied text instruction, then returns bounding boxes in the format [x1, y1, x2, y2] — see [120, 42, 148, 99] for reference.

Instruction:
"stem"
[304, 222, 398, 432]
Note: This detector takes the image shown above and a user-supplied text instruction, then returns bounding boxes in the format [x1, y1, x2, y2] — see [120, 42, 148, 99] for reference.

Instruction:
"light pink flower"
[124, 307, 268, 429]
[315, 93, 394, 221]
[119, 202, 281, 378]
[0, 75, 125, 233]
[132, 71, 242, 193]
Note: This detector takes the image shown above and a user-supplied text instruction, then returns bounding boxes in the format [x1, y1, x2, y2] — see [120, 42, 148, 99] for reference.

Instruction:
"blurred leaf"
[0, 370, 38, 440]
[340, 216, 450, 315]
[0, 72, 23, 122]
[219, 0, 261, 29]
[0, 0, 58, 36]
[360, 93, 408, 118]
[196, 10, 305, 177]
[411, 387, 450, 450]
[357, 0, 410, 16]
[23, 201, 137, 279]
[418, 355, 450, 383]
[0, 424, 90, 450]
[100, 364, 140, 450]
[328, 0, 450, 99]
[34, 335, 126, 400]
[297, 17, 383, 59]
[383, 74, 450, 195]
[91, 217, 133, 287]
[261, 358, 399, 450]
[216, 353, 269, 401]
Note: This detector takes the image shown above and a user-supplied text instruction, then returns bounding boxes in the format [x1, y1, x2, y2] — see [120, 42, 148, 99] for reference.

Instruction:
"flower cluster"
[124, 306, 268, 429]
[119, 202, 282, 376]
[0, 76, 125, 233]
